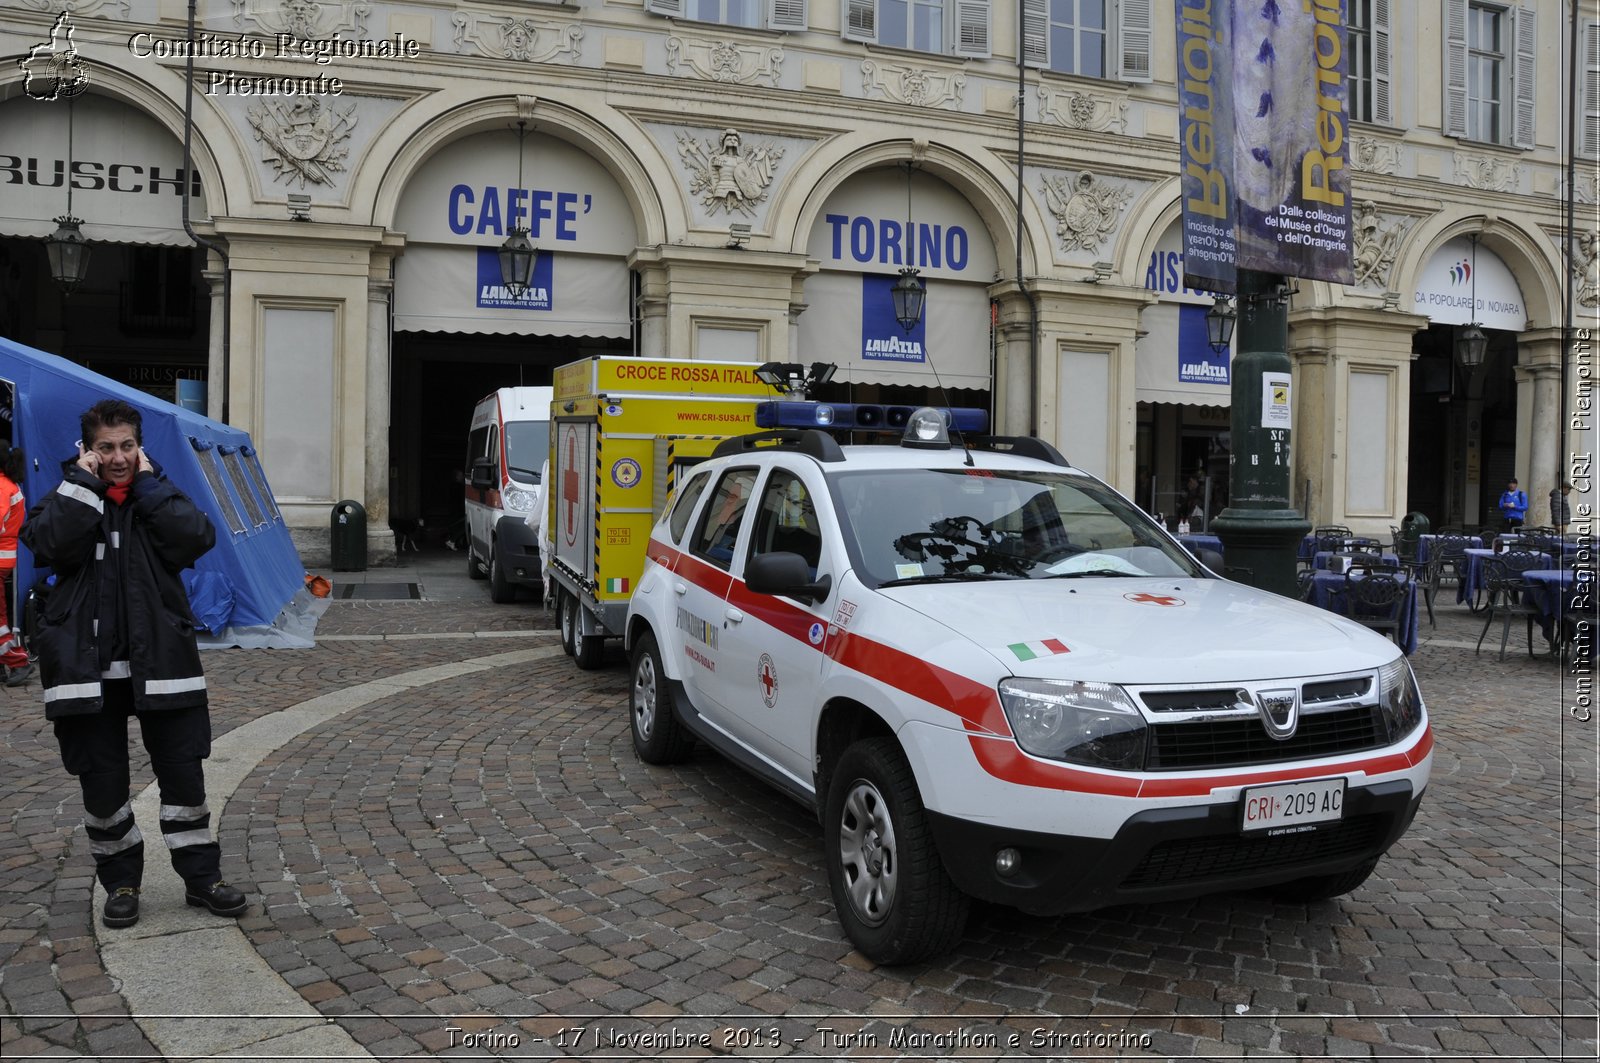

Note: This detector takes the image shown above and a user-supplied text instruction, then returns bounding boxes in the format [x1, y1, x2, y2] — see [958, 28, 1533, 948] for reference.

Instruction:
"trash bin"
[331, 500, 367, 572]
[1398, 511, 1429, 561]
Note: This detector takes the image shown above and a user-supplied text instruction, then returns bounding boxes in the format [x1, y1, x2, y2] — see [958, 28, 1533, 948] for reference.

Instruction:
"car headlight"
[1377, 656, 1424, 742]
[997, 678, 1147, 770]
[503, 488, 537, 514]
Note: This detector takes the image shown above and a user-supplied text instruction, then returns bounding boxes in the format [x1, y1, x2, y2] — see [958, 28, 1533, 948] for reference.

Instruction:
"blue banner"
[1177, 304, 1229, 385]
[475, 247, 554, 311]
[1175, 0, 1353, 292]
[860, 274, 927, 363]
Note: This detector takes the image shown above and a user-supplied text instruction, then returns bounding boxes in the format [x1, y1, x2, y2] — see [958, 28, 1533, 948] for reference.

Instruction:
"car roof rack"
[711, 429, 846, 463]
[965, 435, 1071, 467]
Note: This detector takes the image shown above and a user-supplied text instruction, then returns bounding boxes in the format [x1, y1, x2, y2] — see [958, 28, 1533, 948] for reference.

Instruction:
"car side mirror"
[744, 551, 831, 604]
[469, 459, 495, 490]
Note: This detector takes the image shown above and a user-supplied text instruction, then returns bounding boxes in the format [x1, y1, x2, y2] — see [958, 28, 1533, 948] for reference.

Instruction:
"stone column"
[366, 262, 395, 564]
[1519, 327, 1566, 525]
[988, 282, 1035, 437]
[203, 261, 227, 423]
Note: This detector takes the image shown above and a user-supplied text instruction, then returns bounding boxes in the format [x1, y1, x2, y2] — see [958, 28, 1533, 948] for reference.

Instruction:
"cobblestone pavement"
[2, 552, 1596, 1061]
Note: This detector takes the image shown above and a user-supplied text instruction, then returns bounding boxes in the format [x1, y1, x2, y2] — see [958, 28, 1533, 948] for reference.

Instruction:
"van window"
[690, 468, 757, 570]
[504, 421, 548, 483]
[669, 470, 712, 544]
[467, 425, 490, 476]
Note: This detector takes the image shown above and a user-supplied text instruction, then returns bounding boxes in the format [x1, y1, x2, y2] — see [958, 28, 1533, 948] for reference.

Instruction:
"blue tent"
[0, 336, 310, 644]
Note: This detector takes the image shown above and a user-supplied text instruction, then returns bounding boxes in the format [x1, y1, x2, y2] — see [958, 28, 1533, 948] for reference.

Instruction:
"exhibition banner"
[1176, 0, 1354, 293]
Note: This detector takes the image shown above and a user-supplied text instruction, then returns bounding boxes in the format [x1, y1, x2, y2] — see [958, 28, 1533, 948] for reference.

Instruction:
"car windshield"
[830, 467, 1206, 586]
[503, 421, 549, 482]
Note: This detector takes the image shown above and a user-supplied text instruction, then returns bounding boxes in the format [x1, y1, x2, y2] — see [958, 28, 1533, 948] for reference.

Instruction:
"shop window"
[119, 247, 197, 336]
[1345, 0, 1393, 125]
[843, 0, 990, 59]
[1443, 0, 1535, 148]
[1021, 0, 1150, 82]
[644, 0, 807, 31]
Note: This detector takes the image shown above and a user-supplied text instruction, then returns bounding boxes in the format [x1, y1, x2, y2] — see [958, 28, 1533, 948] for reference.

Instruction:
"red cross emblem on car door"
[757, 653, 779, 708]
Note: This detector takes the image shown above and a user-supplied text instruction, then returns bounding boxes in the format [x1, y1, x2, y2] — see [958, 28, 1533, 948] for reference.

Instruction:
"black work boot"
[185, 880, 248, 917]
[102, 886, 140, 928]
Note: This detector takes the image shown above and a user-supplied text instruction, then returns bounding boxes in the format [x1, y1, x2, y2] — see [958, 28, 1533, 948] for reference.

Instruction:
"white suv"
[624, 411, 1431, 964]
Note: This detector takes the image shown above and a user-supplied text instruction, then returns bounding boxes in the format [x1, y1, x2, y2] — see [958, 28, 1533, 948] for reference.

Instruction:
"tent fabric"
[0, 336, 310, 646]
[796, 271, 990, 389]
[1135, 302, 1231, 407]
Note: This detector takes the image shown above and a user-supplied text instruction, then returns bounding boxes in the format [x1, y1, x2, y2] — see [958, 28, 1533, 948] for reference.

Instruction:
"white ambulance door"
[464, 406, 498, 565]
[719, 463, 833, 783]
[678, 465, 760, 736]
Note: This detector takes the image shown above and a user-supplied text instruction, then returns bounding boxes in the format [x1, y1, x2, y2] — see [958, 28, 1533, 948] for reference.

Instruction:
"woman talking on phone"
[20, 399, 247, 929]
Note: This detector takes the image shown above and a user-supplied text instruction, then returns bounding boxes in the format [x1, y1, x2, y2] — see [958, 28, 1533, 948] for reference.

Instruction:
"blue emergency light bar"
[755, 401, 988, 434]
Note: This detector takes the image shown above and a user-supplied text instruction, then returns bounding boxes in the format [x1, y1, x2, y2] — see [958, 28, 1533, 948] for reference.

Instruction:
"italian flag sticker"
[1009, 638, 1070, 661]
[605, 577, 629, 594]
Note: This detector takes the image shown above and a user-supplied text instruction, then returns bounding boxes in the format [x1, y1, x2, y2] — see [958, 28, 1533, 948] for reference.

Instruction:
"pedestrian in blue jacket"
[1497, 477, 1528, 531]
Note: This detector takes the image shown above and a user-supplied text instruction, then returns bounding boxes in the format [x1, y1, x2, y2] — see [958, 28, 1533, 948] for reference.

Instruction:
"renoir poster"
[1176, 0, 1354, 293]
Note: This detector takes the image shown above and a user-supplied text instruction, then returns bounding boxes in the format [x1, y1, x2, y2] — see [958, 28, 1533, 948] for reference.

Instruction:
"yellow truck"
[547, 356, 778, 668]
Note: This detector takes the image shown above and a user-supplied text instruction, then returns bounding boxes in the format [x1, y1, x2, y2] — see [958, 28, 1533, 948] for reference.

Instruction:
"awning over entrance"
[0, 93, 208, 246]
[799, 168, 996, 389]
[393, 244, 628, 338]
[1413, 238, 1528, 329]
[1135, 221, 1233, 407]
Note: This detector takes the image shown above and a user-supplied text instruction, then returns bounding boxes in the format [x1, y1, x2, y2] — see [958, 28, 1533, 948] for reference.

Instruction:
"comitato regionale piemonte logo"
[20, 12, 91, 102]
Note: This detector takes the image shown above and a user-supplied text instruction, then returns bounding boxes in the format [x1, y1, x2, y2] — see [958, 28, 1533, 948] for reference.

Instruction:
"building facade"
[1, 0, 1595, 562]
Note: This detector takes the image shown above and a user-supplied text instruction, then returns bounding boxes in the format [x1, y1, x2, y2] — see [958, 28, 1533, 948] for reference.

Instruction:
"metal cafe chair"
[1475, 556, 1543, 660]
[1421, 534, 1473, 628]
[1296, 568, 1317, 603]
[1467, 547, 1547, 613]
[1342, 565, 1408, 647]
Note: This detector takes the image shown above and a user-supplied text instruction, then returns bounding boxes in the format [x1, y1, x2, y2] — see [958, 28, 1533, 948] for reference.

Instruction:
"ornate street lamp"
[891, 160, 925, 333]
[1454, 235, 1487, 369]
[498, 120, 536, 297]
[46, 100, 91, 292]
[1205, 295, 1236, 353]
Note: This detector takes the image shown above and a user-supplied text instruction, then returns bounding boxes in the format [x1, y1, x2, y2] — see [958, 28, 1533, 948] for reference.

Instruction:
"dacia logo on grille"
[1255, 688, 1299, 741]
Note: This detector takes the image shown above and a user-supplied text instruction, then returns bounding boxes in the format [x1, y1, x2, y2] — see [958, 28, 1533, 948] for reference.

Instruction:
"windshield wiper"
[879, 572, 1024, 588]
[508, 465, 542, 482]
[1039, 569, 1145, 579]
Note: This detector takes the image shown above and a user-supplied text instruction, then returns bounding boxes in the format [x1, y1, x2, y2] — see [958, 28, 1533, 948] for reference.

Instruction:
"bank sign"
[860, 275, 926, 363]
[474, 248, 553, 311]
[1175, 0, 1354, 293]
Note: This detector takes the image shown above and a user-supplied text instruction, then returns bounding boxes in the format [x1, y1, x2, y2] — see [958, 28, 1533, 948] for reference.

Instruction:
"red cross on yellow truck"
[546, 356, 779, 668]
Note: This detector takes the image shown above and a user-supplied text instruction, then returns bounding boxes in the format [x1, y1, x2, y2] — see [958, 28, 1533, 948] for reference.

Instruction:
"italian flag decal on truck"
[1008, 638, 1070, 661]
[605, 577, 629, 594]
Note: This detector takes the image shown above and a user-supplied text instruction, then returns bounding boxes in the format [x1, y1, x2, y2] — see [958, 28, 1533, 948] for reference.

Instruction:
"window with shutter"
[1021, 0, 1048, 67]
[1370, 0, 1392, 124]
[843, 0, 876, 42]
[769, 0, 808, 30]
[1443, 0, 1469, 138]
[1583, 23, 1600, 158]
[1510, 6, 1536, 149]
[1115, 0, 1152, 82]
[1029, 0, 1107, 76]
[953, 0, 990, 58]
[645, 0, 686, 16]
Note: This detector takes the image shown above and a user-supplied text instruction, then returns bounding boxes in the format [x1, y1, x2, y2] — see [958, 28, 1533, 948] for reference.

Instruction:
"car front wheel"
[823, 738, 968, 964]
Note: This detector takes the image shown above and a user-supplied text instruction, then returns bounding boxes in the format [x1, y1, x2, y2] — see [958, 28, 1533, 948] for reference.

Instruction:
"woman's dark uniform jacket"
[20, 458, 215, 719]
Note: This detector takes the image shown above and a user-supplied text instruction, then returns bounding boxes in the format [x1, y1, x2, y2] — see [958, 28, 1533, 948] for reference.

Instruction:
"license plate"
[1239, 777, 1346, 835]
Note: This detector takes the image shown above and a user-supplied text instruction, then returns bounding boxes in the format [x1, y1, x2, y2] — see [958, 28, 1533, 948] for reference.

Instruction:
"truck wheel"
[823, 738, 968, 964]
[558, 590, 577, 657]
[574, 626, 606, 670]
[488, 547, 516, 603]
[630, 633, 694, 764]
[467, 546, 485, 580]
[1273, 859, 1378, 902]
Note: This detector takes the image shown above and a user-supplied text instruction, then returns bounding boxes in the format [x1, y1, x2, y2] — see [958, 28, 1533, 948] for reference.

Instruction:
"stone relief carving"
[248, 97, 357, 188]
[233, 0, 370, 39]
[860, 60, 964, 109]
[1349, 135, 1401, 175]
[1575, 231, 1600, 310]
[665, 36, 782, 86]
[1038, 171, 1129, 254]
[453, 15, 582, 63]
[1452, 152, 1521, 193]
[15, 0, 130, 18]
[1563, 170, 1600, 205]
[1037, 87, 1127, 134]
[1349, 200, 1411, 290]
[676, 129, 783, 217]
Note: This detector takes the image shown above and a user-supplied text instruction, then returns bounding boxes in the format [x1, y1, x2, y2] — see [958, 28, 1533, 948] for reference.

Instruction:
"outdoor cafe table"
[1176, 532, 1223, 557]
[1457, 548, 1555, 606]
[1307, 569, 1419, 655]
[1299, 534, 1382, 561]
[1523, 569, 1594, 643]
[1313, 550, 1401, 571]
[1416, 533, 1483, 564]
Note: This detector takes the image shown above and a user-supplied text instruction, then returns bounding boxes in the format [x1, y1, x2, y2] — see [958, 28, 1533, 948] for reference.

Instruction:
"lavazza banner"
[1175, 0, 1354, 293]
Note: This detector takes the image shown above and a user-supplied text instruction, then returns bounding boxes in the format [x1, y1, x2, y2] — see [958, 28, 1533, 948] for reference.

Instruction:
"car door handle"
[725, 608, 744, 624]
[674, 582, 687, 596]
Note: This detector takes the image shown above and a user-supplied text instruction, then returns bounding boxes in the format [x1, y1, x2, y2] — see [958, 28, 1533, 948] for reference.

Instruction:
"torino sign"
[1175, 0, 1354, 294]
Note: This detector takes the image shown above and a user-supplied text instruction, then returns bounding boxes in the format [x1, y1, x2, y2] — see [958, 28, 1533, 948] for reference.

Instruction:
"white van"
[464, 386, 552, 602]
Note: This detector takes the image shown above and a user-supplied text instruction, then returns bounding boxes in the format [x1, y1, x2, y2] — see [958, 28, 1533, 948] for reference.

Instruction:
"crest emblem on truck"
[1254, 689, 1299, 741]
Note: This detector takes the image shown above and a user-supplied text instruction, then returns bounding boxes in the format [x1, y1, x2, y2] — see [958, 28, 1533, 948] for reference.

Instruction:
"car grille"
[1120, 814, 1387, 889]
[1144, 705, 1386, 770]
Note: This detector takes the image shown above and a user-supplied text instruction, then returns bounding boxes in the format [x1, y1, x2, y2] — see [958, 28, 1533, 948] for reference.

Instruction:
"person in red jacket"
[0, 440, 32, 686]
